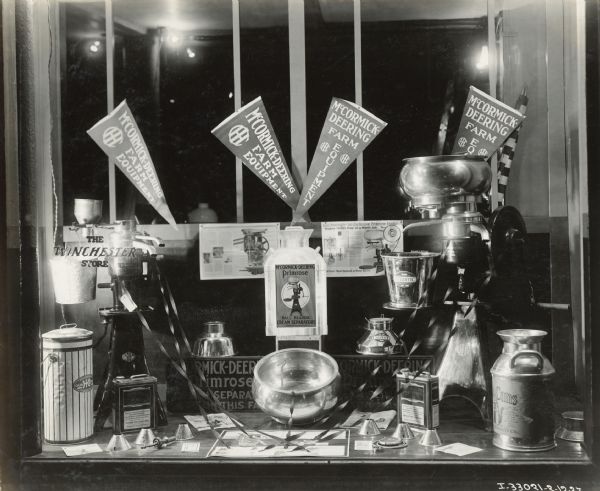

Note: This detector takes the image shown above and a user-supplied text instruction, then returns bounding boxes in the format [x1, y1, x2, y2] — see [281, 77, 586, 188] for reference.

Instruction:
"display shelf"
[25, 412, 587, 465]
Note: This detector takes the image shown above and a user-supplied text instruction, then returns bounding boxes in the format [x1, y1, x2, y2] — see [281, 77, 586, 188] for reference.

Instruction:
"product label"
[394, 271, 417, 286]
[432, 403, 440, 428]
[389, 271, 418, 306]
[275, 264, 316, 328]
[492, 378, 554, 441]
[123, 408, 151, 430]
[72, 374, 93, 393]
[402, 404, 425, 426]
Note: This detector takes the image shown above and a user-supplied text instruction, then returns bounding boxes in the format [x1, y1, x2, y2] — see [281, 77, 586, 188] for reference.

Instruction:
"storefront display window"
[1, 0, 598, 489]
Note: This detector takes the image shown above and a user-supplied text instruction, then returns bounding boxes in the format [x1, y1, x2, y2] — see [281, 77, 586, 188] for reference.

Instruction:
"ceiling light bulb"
[475, 45, 489, 70]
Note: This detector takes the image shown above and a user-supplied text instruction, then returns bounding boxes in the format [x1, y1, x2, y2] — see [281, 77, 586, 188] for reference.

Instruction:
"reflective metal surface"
[134, 428, 156, 447]
[106, 434, 132, 452]
[496, 329, 549, 355]
[555, 411, 584, 443]
[175, 423, 194, 441]
[382, 252, 439, 309]
[398, 155, 491, 210]
[356, 316, 407, 356]
[74, 199, 103, 225]
[193, 322, 235, 358]
[358, 419, 381, 436]
[492, 329, 556, 452]
[252, 348, 341, 425]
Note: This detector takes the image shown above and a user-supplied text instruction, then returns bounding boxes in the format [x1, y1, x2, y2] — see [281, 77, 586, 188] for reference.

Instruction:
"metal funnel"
[419, 429, 442, 447]
[134, 428, 156, 447]
[358, 419, 381, 437]
[392, 422, 415, 440]
[106, 434, 132, 452]
[175, 423, 194, 441]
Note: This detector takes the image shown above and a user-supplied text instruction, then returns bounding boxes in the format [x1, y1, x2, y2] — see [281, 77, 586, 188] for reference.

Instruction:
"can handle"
[59, 322, 78, 330]
[509, 350, 543, 373]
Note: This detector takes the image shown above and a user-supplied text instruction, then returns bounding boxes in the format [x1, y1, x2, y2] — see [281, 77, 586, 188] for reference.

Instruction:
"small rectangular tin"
[112, 374, 157, 433]
[396, 370, 439, 430]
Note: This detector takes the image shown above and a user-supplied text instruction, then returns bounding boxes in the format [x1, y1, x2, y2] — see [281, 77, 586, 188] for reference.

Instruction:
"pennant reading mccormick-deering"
[87, 100, 177, 229]
[294, 98, 387, 217]
[211, 97, 300, 210]
[452, 86, 525, 158]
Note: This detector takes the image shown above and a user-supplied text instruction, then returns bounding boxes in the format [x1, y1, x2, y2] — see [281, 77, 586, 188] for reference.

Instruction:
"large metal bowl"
[398, 155, 491, 206]
[252, 348, 341, 425]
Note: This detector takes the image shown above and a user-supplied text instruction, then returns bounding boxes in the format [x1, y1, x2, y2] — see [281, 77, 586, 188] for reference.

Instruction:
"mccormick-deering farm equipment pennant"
[295, 98, 387, 217]
[87, 100, 177, 229]
[211, 97, 300, 210]
[452, 86, 525, 158]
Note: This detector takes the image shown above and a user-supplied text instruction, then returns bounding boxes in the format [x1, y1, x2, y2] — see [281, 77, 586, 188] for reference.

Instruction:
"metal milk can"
[491, 329, 556, 452]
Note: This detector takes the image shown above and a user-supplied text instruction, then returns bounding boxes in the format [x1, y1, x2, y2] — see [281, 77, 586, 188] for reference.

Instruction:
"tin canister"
[396, 369, 440, 430]
[42, 324, 93, 444]
[112, 374, 158, 434]
[491, 329, 556, 452]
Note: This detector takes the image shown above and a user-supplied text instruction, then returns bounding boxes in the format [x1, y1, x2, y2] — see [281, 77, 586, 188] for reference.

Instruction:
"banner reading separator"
[87, 100, 177, 229]
[211, 97, 300, 211]
[294, 98, 387, 217]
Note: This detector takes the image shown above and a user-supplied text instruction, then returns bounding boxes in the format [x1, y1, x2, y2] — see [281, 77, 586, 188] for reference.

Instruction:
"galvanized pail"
[381, 252, 439, 309]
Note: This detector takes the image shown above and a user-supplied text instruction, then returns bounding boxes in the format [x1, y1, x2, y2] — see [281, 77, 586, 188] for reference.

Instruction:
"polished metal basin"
[252, 348, 341, 425]
[398, 155, 492, 207]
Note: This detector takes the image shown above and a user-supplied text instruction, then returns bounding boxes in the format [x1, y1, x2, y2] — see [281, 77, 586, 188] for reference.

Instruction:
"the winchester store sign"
[166, 355, 433, 413]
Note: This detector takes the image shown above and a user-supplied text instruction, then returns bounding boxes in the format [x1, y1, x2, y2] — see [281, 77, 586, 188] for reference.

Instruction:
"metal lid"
[113, 374, 157, 386]
[555, 411, 584, 442]
[204, 321, 225, 335]
[367, 317, 394, 330]
[497, 329, 548, 346]
[374, 436, 407, 449]
[42, 323, 92, 341]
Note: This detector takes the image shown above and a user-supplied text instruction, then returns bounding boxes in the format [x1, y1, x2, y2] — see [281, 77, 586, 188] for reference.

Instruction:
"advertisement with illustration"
[322, 221, 403, 277]
[199, 223, 280, 279]
[274, 264, 317, 328]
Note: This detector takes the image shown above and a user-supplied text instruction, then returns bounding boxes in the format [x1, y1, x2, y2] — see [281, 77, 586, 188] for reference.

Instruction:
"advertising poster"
[451, 86, 525, 158]
[212, 97, 300, 210]
[294, 98, 387, 217]
[87, 100, 177, 229]
[274, 263, 317, 328]
[199, 223, 279, 279]
[321, 221, 403, 277]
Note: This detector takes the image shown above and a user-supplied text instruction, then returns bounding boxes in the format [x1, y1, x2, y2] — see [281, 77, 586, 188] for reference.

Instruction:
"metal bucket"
[381, 252, 439, 309]
[491, 329, 556, 452]
[42, 324, 94, 444]
[49, 257, 97, 304]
